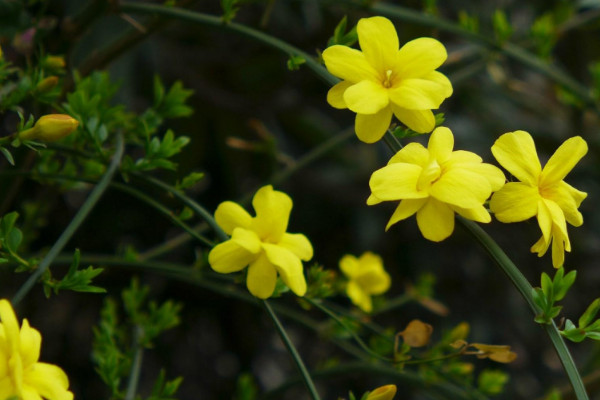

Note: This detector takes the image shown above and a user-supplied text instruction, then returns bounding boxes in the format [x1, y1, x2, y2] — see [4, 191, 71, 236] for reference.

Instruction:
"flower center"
[382, 69, 394, 88]
[417, 158, 442, 191]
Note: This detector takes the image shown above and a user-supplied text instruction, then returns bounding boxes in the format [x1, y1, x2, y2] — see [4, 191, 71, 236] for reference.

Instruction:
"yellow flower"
[366, 385, 397, 400]
[339, 252, 391, 313]
[322, 16, 452, 143]
[208, 185, 313, 299]
[368, 127, 505, 241]
[19, 114, 79, 142]
[0, 299, 73, 400]
[489, 131, 588, 268]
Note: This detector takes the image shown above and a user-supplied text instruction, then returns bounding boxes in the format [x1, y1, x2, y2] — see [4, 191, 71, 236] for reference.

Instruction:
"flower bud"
[367, 385, 397, 400]
[42, 55, 66, 70]
[19, 114, 79, 142]
[35, 76, 59, 93]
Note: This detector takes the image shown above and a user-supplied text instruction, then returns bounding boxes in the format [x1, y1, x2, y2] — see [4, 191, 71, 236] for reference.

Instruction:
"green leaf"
[0, 146, 14, 165]
[478, 369, 509, 395]
[221, 0, 240, 23]
[554, 270, 576, 301]
[561, 319, 586, 343]
[176, 172, 205, 190]
[579, 298, 600, 329]
[287, 55, 306, 71]
[492, 9, 513, 43]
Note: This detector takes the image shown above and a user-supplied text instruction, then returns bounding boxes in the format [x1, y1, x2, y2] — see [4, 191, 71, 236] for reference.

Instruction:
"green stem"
[125, 325, 145, 400]
[262, 299, 321, 400]
[459, 217, 588, 399]
[303, 297, 393, 362]
[11, 133, 125, 305]
[118, 2, 338, 86]
[132, 172, 228, 242]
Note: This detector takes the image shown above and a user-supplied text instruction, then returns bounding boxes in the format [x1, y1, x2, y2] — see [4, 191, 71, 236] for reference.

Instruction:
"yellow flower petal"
[388, 142, 429, 166]
[355, 106, 393, 143]
[24, 362, 73, 400]
[251, 185, 292, 243]
[421, 70, 453, 98]
[326, 80, 352, 109]
[339, 254, 359, 277]
[489, 182, 540, 222]
[262, 244, 307, 296]
[416, 198, 454, 241]
[19, 319, 41, 367]
[356, 272, 390, 295]
[208, 240, 256, 273]
[540, 136, 588, 186]
[396, 38, 447, 78]
[357, 16, 399, 71]
[231, 227, 262, 254]
[491, 131, 541, 185]
[0, 299, 20, 350]
[389, 79, 449, 110]
[246, 254, 277, 299]
[278, 233, 313, 261]
[214, 201, 252, 235]
[391, 106, 435, 133]
[386, 198, 427, 231]
[344, 80, 389, 114]
[322, 45, 378, 82]
[366, 193, 383, 205]
[562, 181, 587, 207]
[346, 281, 372, 312]
[430, 168, 491, 208]
[428, 127, 453, 163]
[0, 377, 16, 400]
[446, 150, 482, 165]
[478, 163, 506, 192]
[543, 183, 584, 227]
[531, 234, 551, 257]
[551, 225, 568, 268]
[536, 199, 553, 244]
[369, 163, 426, 201]
[22, 386, 43, 400]
[452, 204, 491, 223]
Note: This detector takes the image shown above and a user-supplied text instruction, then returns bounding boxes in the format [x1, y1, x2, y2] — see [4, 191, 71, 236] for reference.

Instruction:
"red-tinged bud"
[19, 114, 79, 142]
[35, 76, 59, 93]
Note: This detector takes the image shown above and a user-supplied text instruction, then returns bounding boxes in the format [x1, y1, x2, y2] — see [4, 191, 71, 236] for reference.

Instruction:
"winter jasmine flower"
[322, 16, 452, 143]
[339, 252, 391, 313]
[489, 130, 587, 268]
[209, 185, 313, 299]
[19, 114, 79, 142]
[369, 127, 505, 241]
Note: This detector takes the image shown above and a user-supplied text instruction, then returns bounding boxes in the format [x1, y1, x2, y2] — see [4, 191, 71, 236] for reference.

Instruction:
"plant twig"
[11, 132, 125, 305]
[262, 299, 321, 400]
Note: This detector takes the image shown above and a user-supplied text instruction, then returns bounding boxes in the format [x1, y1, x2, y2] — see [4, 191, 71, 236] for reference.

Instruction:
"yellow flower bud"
[19, 114, 79, 142]
[35, 76, 59, 93]
[366, 385, 397, 400]
[43, 55, 66, 70]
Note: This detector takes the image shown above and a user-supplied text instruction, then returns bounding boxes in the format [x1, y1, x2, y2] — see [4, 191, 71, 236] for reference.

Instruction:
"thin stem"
[125, 325, 145, 400]
[11, 133, 125, 305]
[132, 172, 228, 242]
[303, 297, 393, 362]
[262, 299, 321, 400]
[117, 2, 339, 86]
[458, 217, 588, 400]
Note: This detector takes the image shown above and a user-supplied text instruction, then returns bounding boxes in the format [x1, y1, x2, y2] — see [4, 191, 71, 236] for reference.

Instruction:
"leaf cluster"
[93, 279, 183, 399]
[42, 249, 105, 297]
[532, 267, 576, 324]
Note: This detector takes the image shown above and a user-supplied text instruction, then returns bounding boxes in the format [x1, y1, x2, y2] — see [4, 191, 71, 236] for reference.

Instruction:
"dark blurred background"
[2, 0, 600, 399]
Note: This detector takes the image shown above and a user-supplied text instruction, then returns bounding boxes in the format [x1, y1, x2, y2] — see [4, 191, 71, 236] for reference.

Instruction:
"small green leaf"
[478, 369, 509, 395]
[0, 146, 15, 165]
[579, 298, 600, 329]
[554, 270, 576, 301]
